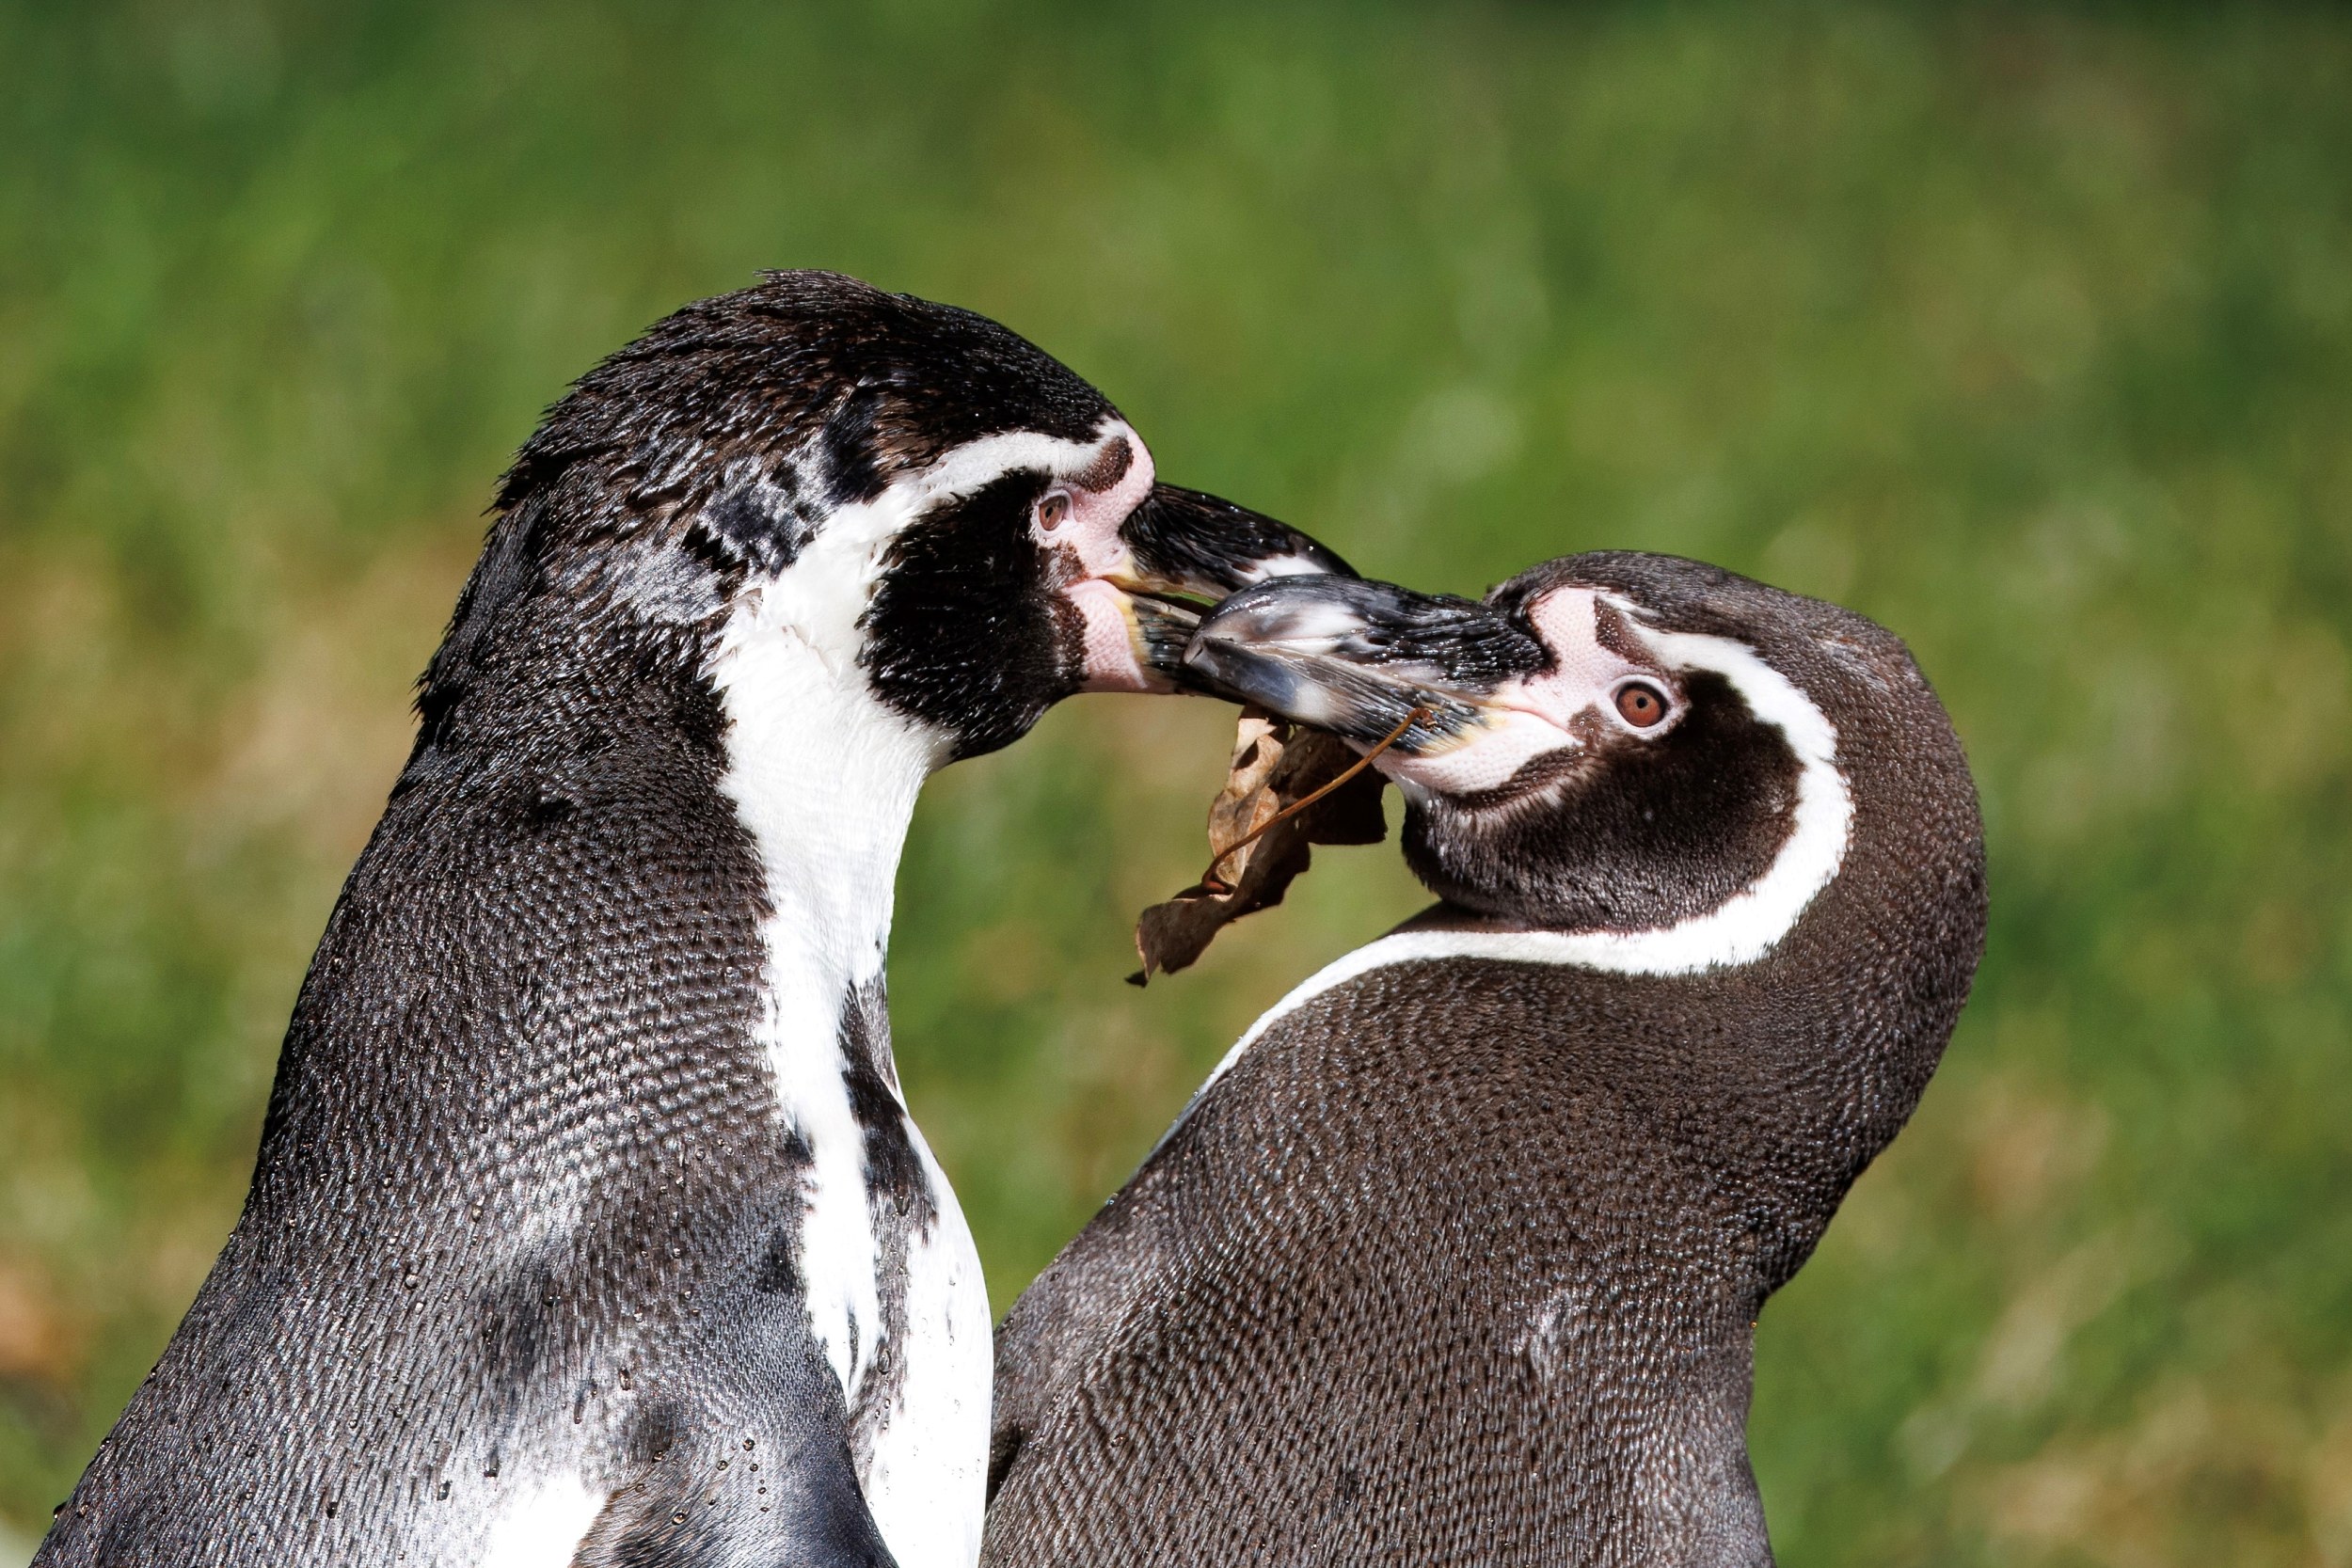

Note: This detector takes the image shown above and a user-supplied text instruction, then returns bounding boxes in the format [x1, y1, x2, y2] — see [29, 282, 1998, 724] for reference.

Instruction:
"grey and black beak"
[1119, 484, 1355, 599]
[1183, 575, 1546, 751]
[1113, 483, 1356, 680]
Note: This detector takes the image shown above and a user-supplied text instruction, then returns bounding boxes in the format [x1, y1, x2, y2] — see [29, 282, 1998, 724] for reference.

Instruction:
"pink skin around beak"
[1038, 421, 1173, 694]
[1370, 588, 1680, 795]
[1066, 577, 1166, 692]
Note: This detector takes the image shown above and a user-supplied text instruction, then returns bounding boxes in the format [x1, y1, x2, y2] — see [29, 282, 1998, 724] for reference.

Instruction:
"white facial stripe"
[749, 418, 1144, 636]
[1609, 620, 1851, 962]
[918, 420, 1141, 517]
[1166, 620, 1851, 1132]
[706, 436, 1008, 1461]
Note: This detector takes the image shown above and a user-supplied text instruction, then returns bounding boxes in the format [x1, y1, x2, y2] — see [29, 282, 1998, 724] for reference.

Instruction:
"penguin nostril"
[1036, 490, 1073, 531]
[1614, 682, 1670, 728]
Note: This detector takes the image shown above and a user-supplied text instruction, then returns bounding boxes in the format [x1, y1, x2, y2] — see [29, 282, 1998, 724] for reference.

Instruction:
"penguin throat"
[697, 417, 1138, 1015]
[706, 565, 941, 1369]
[707, 574, 996, 1568]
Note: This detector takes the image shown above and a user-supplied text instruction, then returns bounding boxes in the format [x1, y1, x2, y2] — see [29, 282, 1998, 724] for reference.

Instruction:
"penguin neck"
[703, 581, 961, 1411]
[707, 590, 951, 1074]
[1197, 772, 1972, 1190]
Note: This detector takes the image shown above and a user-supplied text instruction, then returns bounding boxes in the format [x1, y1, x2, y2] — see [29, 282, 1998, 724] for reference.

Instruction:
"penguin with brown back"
[984, 553, 1986, 1567]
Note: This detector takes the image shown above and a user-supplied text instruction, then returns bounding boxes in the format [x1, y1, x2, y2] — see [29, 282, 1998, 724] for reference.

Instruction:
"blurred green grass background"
[3, 0, 2349, 1560]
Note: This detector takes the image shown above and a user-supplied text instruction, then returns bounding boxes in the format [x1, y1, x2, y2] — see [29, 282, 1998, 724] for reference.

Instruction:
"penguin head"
[418, 271, 1346, 768]
[1186, 551, 1978, 965]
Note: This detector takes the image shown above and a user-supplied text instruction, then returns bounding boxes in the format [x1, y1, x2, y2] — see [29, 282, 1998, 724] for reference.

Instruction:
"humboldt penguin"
[36, 271, 1346, 1568]
[984, 552, 1986, 1567]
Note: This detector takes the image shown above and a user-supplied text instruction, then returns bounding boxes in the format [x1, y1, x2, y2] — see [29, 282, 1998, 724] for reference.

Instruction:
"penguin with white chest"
[984, 552, 1987, 1567]
[36, 271, 1347, 1568]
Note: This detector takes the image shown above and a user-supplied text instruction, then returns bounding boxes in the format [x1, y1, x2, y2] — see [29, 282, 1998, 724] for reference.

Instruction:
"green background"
[4, 2, 2349, 1560]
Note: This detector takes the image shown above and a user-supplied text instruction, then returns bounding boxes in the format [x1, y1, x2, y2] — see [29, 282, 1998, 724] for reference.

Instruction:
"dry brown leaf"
[1129, 706, 1388, 984]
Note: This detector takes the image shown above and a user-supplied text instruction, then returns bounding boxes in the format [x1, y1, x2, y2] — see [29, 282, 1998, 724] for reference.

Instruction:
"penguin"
[35, 271, 1348, 1568]
[982, 552, 1987, 1567]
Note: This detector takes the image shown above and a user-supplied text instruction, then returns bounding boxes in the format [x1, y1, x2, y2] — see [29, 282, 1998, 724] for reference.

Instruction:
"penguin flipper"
[571, 1435, 898, 1568]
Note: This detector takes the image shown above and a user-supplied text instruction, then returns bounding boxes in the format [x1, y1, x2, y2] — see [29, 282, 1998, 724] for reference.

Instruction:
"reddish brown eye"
[1614, 681, 1669, 728]
[1036, 490, 1073, 531]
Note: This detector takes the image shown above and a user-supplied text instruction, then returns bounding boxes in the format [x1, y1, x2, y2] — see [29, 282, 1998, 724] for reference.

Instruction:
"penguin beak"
[1070, 483, 1355, 693]
[1181, 576, 1548, 757]
[1114, 483, 1355, 601]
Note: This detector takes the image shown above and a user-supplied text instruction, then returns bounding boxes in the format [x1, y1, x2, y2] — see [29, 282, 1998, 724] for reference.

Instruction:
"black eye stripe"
[1405, 668, 1800, 928]
[859, 472, 1073, 760]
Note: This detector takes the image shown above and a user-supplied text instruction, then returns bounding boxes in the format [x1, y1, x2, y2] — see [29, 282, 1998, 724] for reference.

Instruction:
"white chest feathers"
[706, 542, 991, 1566]
[853, 1123, 993, 1568]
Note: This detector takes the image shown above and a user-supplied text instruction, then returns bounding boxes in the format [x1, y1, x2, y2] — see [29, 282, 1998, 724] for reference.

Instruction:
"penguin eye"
[1035, 489, 1073, 531]
[1613, 681, 1671, 729]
